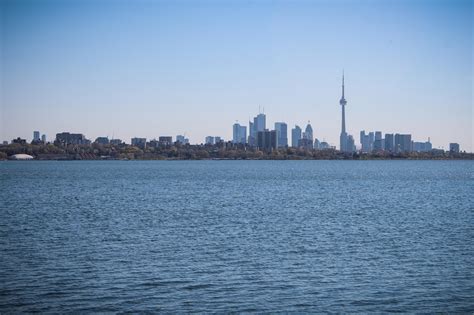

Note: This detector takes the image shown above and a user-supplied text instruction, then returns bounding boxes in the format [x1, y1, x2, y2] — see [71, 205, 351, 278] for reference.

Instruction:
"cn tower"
[339, 72, 348, 152]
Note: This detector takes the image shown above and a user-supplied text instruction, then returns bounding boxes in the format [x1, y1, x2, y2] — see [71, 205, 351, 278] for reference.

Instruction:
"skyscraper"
[339, 73, 349, 152]
[384, 133, 394, 152]
[301, 123, 314, 149]
[291, 125, 302, 148]
[33, 131, 40, 142]
[274, 122, 288, 148]
[248, 112, 266, 146]
[394, 134, 412, 152]
[233, 123, 247, 144]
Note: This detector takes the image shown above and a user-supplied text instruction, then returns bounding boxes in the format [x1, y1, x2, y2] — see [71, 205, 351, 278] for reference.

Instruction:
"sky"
[1, 0, 472, 151]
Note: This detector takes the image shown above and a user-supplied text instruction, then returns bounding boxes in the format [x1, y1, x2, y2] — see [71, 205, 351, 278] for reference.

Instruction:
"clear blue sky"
[1, 0, 472, 150]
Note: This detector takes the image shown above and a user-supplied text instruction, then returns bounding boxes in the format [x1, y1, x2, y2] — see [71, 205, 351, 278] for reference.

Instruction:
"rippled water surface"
[1, 160, 473, 312]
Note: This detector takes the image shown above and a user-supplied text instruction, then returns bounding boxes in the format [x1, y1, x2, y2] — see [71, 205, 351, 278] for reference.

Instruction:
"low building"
[205, 136, 215, 145]
[131, 137, 147, 149]
[55, 132, 89, 145]
[95, 137, 109, 145]
[110, 139, 123, 145]
[449, 143, 460, 153]
[9, 154, 34, 160]
[158, 136, 173, 146]
[12, 137, 27, 144]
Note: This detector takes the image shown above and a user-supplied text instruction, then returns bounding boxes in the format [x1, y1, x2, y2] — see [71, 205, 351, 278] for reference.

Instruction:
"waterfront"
[0, 160, 473, 312]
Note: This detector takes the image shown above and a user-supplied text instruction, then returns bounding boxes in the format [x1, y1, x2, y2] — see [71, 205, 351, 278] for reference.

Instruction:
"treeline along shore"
[0, 142, 472, 161]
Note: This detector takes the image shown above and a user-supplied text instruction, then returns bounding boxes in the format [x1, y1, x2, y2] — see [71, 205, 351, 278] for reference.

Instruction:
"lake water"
[0, 160, 473, 312]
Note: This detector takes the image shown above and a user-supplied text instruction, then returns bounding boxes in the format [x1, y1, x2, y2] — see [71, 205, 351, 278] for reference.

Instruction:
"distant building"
[41, 134, 46, 143]
[233, 123, 247, 144]
[298, 138, 313, 150]
[33, 131, 40, 142]
[412, 139, 432, 152]
[319, 141, 330, 150]
[205, 136, 215, 145]
[257, 130, 277, 151]
[12, 137, 26, 144]
[131, 137, 146, 149]
[9, 154, 34, 160]
[158, 136, 173, 146]
[314, 138, 321, 150]
[394, 134, 412, 153]
[274, 122, 288, 148]
[302, 123, 313, 149]
[55, 132, 89, 146]
[384, 134, 394, 152]
[360, 130, 371, 152]
[176, 135, 189, 144]
[449, 143, 460, 153]
[291, 125, 302, 148]
[248, 113, 266, 146]
[2, 141, 8, 145]
[110, 139, 123, 145]
[95, 137, 109, 145]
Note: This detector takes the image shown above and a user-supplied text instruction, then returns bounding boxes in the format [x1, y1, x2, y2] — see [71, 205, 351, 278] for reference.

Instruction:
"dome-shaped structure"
[9, 154, 34, 160]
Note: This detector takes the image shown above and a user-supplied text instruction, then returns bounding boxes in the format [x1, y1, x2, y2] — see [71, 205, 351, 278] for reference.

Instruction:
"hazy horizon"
[1, 0, 472, 151]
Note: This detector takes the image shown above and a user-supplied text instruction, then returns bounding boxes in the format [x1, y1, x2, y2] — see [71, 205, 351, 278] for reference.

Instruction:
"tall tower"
[339, 72, 348, 152]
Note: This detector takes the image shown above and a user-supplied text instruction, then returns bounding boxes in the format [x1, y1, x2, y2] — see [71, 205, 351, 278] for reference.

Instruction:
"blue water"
[0, 160, 473, 312]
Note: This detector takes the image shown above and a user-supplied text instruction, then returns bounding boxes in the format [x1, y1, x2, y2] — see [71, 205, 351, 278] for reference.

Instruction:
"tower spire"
[342, 69, 345, 99]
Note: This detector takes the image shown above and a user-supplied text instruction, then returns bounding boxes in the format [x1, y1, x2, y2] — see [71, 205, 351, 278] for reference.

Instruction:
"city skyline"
[1, 0, 472, 151]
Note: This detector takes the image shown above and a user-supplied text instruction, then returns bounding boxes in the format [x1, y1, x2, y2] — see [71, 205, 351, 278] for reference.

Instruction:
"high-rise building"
[233, 123, 247, 144]
[449, 143, 460, 153]
[205, 136, 215, 145]
[384, 134, 394, 152]
[248, 113, 266, 146]
[257, 130, 277, 151]
[274, 122, 288, 148]
[360, 130, 371, 152]
[33, 131, 40, 142]
[395, 134, 412, 152]
[41, 134, 46, 143]
[291, 125, 302, 148]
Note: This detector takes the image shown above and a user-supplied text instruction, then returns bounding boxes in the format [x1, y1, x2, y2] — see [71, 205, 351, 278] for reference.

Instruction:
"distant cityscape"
[2, 74, 463, 156]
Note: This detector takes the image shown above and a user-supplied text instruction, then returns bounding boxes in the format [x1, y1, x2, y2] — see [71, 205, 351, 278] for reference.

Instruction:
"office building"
[131, 137, 146, 149]
[412, 139, 432, 152]
[248, 113, 266, 146]
[41, 134, 46, 143]
[33, 131, 40, 142]
[176, 135, 189, 144]
[205, 136, 215, 145]
[110, 139, 123, 145]
[274, 122, 288, 148]
[291, 125, 302, 148]
[55, 132, 89, 145]
[449, 143, 460, 153]
[384, 134, 394, 152]
[314, 138, 321, 150]
[158, 136, 173, 146]
[360, 130, 370, 152]
[95, 137, 109, 145]
[394, 134, 412, 152]
[257, 129, 277, 151]
[233, 123, 247, 144]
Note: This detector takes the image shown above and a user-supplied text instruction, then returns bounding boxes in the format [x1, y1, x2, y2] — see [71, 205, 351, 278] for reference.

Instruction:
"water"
[0, 160, 473, 312]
